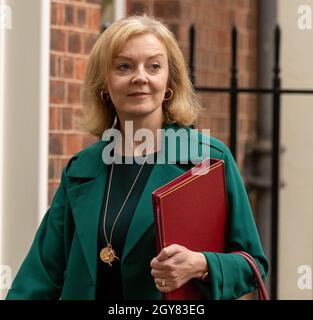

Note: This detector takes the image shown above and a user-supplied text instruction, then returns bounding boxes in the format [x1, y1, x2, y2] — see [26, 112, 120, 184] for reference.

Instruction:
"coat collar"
[66, 123, 210, 284]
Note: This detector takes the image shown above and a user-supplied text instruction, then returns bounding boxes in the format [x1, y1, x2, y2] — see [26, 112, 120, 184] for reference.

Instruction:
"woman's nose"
[131, 67, 148, 85]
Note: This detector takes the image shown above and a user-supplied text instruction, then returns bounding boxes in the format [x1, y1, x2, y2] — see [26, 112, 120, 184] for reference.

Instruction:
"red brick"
[128, 0, 151, 15]
[77, 7, 87, 27]
[51, 2, 58, 25]
[49, 158, 57, 180]
[57, 3, 65, 26]
[68, 32, 82, 54]
[75, 58, 86, 80]
[49, 133, 65, 155]
[50, 54, 61, 77]
[49, 107, 62, 130]
[50, 80, 65, 104]
[51, 28, 66, 52]
[62, 107, 73, 130]
[64, 4, 74, 26]
[62, 57, 74, 79]
[65, 134, 83, 156]
[83, 33, 98, 54]
[67, 82, 82, 105]
[88, 7, 101, 31]
[55, 158, 64, 180]
[154, 0, 181, 19]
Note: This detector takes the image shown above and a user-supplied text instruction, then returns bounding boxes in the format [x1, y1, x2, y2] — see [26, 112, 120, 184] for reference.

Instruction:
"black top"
[96, 152, 157, 300]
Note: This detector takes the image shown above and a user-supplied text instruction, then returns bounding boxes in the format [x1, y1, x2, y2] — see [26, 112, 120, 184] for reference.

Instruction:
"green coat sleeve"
[6, 169, 68, 300]
[195, 146, 269, 299]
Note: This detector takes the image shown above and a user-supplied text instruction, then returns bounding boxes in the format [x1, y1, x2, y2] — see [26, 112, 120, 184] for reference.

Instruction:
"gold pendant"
[100, 244, 119, 266]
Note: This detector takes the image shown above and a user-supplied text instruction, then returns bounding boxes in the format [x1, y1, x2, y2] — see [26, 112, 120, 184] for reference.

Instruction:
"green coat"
[6, 123, 268, 300]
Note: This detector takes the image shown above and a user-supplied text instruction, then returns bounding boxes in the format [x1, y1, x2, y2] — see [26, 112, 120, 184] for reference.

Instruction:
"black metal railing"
[189, 24, 313, 299]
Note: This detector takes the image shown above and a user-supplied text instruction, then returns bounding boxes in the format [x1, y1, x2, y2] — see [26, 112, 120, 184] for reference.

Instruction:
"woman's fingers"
[150, 244, 196, 293]
[155, 244, 184, 262]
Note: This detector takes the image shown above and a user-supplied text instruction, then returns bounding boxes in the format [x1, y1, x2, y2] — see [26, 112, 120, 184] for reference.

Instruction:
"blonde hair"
[78, 14, 202, 137]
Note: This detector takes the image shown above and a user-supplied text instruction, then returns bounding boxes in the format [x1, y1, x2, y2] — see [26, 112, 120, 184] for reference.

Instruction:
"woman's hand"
[150, 244, 208, 293]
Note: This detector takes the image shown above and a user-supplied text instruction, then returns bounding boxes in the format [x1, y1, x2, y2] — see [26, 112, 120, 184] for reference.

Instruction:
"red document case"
[152, 158, 228, 300]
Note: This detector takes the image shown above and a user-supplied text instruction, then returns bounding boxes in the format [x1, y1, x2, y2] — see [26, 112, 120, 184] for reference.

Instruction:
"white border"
[0, 0, 6, 273]
[37, 0, 50, 221]
[115, 0, 126, 20]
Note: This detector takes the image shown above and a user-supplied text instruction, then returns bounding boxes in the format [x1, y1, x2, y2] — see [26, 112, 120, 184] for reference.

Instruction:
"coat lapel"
[66, 141, 107, 285]
[67, 171, 106, 285]
[121, 161, 185, 263]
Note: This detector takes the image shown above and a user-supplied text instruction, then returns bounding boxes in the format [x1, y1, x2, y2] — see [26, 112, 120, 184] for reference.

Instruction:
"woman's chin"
[119, 105, 161, 118]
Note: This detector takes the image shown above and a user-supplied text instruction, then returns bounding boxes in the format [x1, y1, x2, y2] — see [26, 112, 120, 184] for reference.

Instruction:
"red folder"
[152, 158, 227, 300]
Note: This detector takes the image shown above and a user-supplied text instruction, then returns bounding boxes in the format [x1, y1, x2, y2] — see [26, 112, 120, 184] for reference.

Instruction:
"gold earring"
[100, 90, 110, 102]
[164, 88, 173, 101]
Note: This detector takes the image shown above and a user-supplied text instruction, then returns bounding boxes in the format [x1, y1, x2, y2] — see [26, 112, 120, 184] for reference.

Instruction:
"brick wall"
[127, 0, 258, 172]
[49, 0, 101, 204]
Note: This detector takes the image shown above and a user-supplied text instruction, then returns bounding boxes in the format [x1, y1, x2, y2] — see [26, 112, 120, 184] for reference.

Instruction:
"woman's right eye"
[118, 64, 130, 71]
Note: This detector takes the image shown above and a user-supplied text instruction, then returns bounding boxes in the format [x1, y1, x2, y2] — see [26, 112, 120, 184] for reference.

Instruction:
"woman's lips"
[128, 93, 150, 98]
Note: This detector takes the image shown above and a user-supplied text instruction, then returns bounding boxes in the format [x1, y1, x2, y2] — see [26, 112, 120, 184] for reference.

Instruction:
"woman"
[6, 14, 268, 300]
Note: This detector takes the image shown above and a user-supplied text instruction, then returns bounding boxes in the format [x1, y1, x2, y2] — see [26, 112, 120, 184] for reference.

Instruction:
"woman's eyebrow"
[115, 53, 165, 60]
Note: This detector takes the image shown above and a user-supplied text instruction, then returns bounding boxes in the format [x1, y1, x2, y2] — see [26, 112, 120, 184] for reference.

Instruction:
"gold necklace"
[99, 137, 159, 266]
